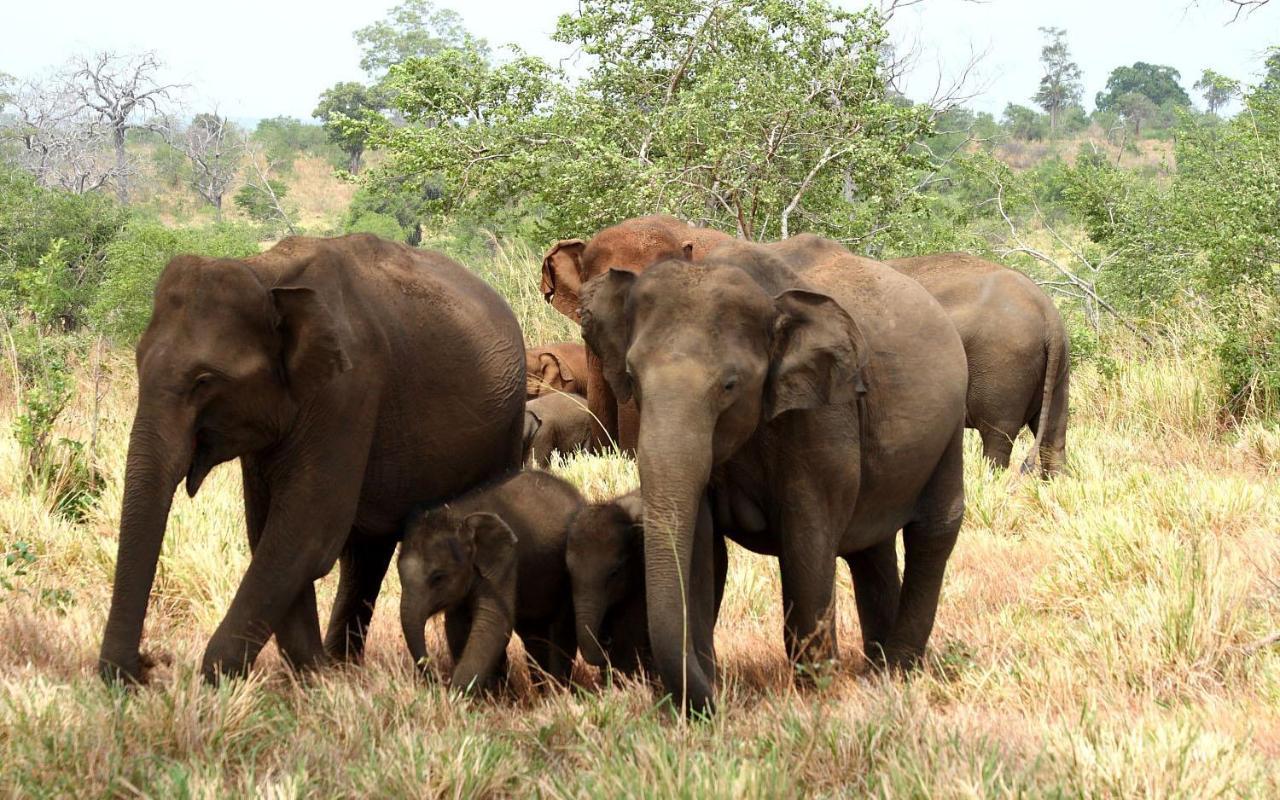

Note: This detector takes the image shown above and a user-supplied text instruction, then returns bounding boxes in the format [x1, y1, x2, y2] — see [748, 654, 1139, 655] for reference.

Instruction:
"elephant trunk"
[636, 404, 716, 715]
[574, 596, 609, 668]
[98, 402, 192, 684]
[400, 590, 432, 678]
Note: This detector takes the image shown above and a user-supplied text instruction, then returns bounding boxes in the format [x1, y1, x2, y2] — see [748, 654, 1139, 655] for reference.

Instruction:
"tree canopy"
[1095, 62, 1192, 112]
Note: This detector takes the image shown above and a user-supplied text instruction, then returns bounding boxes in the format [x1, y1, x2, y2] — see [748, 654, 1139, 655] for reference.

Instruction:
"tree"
[1114, 91, 1159, 136]
[1033, 27, 1082, 134]
[376, 0, 934, 244]
[1194, 69, 1239, 114]
[68, 52, 183, 204]
[313, 81, 383, 174]
[1095, 62, 1192, 112]
[1263, 47, 1280, 93]
[353, 0, 477, 78]
[4, 76, 124, 194]
[1002, 103, 1049, 140]
[177, 113, 242, 220]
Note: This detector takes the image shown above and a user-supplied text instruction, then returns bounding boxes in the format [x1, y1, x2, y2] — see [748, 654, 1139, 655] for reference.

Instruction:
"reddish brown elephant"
[888, 253, 1069, 476]
[524, 342, 588, 399]
[541, 215, 732, 449]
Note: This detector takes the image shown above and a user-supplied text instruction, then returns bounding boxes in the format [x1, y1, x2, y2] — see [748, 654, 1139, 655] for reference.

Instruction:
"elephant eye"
[190, 372, 219, 395]
[428, 570, 449, 587]
[722, 375, 739, 393]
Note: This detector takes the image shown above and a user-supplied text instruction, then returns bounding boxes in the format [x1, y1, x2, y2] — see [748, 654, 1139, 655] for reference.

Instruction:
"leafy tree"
[313, 82, 384, 174]
[1194, 69, 1239, 115]
[1263, 46, 1280, 93]
[253, 116, 331, 173]
[233, 179, 289, 222]
[376, 0, 933, 244]
[1033, 27, 1083, 134]
[1114, 92, 1159, 135]
[1095, 62, 1192, 112]
[353, 0, 477, 78]
[1001, 103, 1049, 140]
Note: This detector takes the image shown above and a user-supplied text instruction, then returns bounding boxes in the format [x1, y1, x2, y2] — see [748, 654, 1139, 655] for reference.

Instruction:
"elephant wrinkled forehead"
[569, 504, 632, 545]
[148, 256, 273, 339]
[403, 509, 467, 560]
[633, 261, 775, 327]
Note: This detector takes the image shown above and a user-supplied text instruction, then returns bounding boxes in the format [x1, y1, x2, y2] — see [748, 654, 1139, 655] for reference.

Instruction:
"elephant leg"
[201, 438, 371, 683]
[883, 430, 964, 670]
[241, 459, 326, 673]
[585, 348, 620, 450]
[324, 535, 397, 662]
[844, 538, 901, 668]
[712, 529, 728, 619]
[547, 607, 578, 685]
[442, 608, 471, 669]
[778, 546, 839, 676]
[520, 623, 555, 684]
[979, 425, 1015, 470]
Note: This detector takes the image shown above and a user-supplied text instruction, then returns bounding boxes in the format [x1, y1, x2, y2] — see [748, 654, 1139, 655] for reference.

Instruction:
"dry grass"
[2, 245, 1278, 796]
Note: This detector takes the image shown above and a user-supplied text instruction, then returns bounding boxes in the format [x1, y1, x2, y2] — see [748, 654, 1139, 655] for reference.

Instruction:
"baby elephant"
[398, 470, 584, 691]
[525, 342, 588, 399]
[523, 392, 607, 467]
[565, 491, 651, 676]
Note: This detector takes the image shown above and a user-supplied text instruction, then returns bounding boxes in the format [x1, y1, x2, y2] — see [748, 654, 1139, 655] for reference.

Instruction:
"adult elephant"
[888, 253, 1069, 476]
[541, 215, 732, 449]
[580, 238, 967, 714]
[98, 234, 526, 685]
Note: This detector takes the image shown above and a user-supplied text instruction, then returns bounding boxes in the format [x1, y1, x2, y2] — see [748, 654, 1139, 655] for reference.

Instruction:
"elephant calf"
[565, 490, 652, 676]
[398, 470, 583, 691]
[523, 393, 607, 467]
[526, 342, 588, 399]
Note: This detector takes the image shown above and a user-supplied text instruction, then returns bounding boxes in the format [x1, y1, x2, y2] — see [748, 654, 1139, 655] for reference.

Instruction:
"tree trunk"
[113, 126, 129, 205]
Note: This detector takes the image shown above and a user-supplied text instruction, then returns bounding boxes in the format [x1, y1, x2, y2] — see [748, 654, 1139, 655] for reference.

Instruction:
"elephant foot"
[98, 648, 172, 687]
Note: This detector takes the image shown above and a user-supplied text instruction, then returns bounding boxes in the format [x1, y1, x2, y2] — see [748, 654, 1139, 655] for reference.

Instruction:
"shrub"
[233, 181, 290, 223]
[345, 211, 405, 241]
[90, 221, 261, 342]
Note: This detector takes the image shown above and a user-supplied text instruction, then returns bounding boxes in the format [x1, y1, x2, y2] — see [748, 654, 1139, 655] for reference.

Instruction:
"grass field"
[1, 244, 1278, 797]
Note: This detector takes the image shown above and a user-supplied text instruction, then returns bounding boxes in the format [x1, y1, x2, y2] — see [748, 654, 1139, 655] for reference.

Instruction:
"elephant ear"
[541, 239, 586, 319]
[522, 409, 542, 459]
[580, 268, 636, 402]
[538, 352, 570, 390]
[271, 286, 352, 400]
[765, 289, 868, 421]
[461, 512, 519, 589]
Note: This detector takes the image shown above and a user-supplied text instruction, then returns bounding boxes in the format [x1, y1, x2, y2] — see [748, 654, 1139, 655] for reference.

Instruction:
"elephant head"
[525, 349, 578, 398]
[99, 249, 352, 684]
[565, 491, 644, 667]
[397, 509, 518, 682]
[579, 256, 867, 712]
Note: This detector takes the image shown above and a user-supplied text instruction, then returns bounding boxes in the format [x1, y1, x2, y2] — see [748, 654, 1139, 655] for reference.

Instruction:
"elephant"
[565, 490, 652, 676]
[523, 392, 607, 467]
[888, 253, 1070, 476]
[525, 342, 588, 399]
[541, 215, 733, 450]
[398, 470, 583, 689]
[579, 238, 968, 714]
[98, 234, 526, 686]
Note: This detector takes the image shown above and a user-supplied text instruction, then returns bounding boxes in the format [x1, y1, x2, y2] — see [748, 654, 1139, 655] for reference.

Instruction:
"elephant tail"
[1020, 320, 1068, 478]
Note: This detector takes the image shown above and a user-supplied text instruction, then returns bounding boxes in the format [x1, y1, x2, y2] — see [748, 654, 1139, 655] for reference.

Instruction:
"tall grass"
[1, 244, 1278, 796]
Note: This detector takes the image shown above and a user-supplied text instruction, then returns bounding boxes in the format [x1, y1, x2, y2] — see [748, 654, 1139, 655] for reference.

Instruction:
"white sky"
[3, 0, 1277, 122]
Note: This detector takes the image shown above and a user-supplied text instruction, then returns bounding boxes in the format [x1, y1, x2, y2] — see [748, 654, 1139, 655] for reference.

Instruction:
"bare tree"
[5, 76, 126, 194]
[241, 142, 297, 235]
[175, 112, 242, 220]
[69, 52, 183, 204]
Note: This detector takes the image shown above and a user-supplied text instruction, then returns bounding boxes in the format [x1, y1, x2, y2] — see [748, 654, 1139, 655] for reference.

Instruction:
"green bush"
[345, 211, 405, 241]
[234, 181, 290, 223]
[0, 164, 128, 326]
[90, 221, 261, 342]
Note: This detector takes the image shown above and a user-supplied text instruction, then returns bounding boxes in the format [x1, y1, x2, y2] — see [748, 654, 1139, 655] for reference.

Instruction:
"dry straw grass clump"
[1, 243, 1278, 796]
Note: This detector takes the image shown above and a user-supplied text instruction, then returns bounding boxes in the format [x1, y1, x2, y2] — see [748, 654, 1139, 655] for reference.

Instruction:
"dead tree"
[69, 52, 183, 204]
[177, 113, 242, 221]
[6, 76, 125, 194]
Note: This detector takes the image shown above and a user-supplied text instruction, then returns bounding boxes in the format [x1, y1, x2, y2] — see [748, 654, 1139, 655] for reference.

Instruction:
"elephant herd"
[97, 218, 1069, 717]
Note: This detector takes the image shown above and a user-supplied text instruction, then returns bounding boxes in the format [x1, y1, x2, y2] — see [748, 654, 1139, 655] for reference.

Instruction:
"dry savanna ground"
[1, 245, 1278, 797]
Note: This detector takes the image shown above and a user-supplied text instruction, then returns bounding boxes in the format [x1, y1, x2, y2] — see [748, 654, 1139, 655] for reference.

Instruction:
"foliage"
[344, 174, 440, 244]
[353, 0, 478, 78]
[377, 0, 933, 245]
[345, 211, 404, 241]
[0, 163, 128, 326]
[90, 220, 260, 342]
[1194, 69, 1239, 115]
[251, 116, 333, 174]
[1001, 103, 1049, 141]
[313, 82, 385, 174]
[233, 179, 289, 223]
[1033, 27, 1083, 134]
[1095, 62, 1192, 113]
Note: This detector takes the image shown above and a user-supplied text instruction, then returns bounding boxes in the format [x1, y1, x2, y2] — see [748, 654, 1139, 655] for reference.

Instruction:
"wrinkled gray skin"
[888, 253, 1070, 476]
[523, 393, 605, 467]
[565, 491, 651, 675]
[398, 470, 583, 690]
[99, 234, 525, 685]
[580, 238, 968, 715]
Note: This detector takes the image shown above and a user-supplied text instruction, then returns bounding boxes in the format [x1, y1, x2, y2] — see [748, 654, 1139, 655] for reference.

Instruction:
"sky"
[3, 0, 1277, 123]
